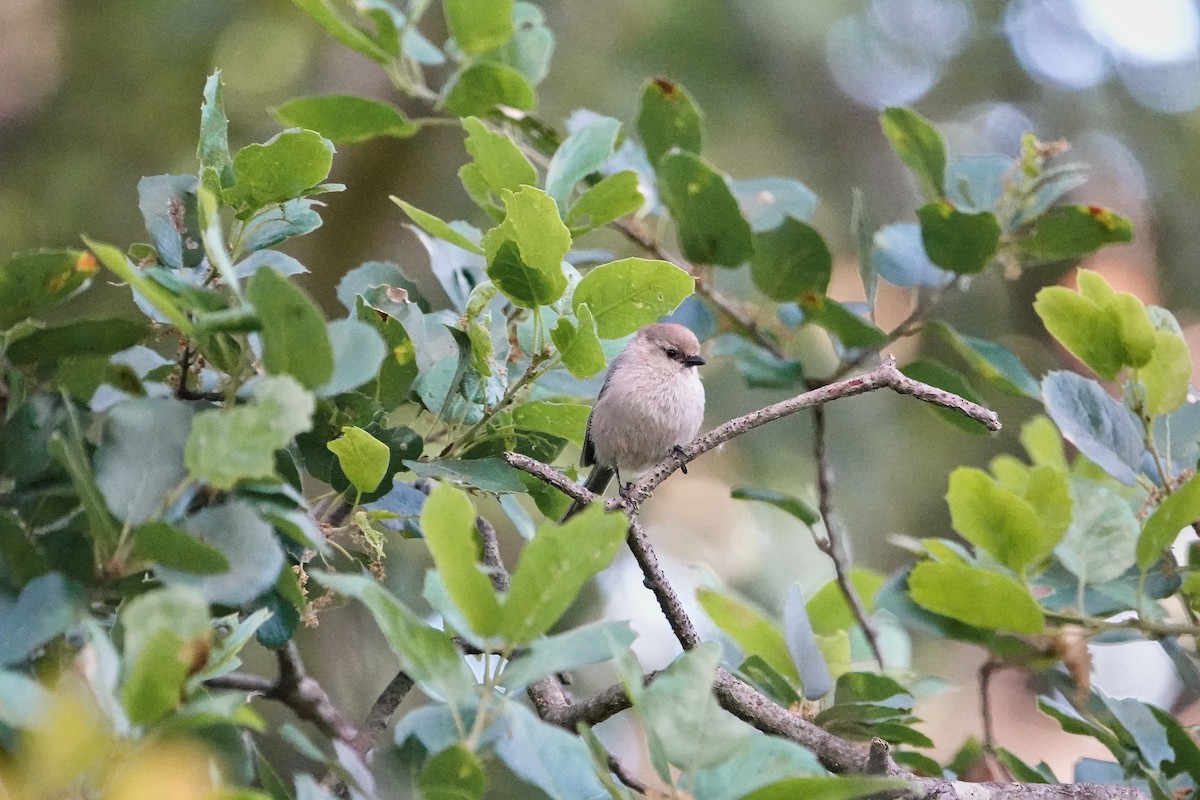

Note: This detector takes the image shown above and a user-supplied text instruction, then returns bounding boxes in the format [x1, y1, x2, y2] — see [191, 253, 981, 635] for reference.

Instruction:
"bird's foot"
[672, 444, 689, 475]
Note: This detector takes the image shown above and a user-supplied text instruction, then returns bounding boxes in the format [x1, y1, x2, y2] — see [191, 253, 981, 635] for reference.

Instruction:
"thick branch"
[623, 354, 1000, 508]
[273, 642, 361, 745]
[813, 404, 884, 669]
[351, 670, 416, 760]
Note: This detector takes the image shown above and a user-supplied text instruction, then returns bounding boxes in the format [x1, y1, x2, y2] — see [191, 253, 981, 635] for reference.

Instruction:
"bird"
[562, 322, 706, 520]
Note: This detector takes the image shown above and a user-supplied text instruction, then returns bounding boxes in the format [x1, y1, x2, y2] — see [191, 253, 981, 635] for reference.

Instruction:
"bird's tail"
[561, 464, 615, 522]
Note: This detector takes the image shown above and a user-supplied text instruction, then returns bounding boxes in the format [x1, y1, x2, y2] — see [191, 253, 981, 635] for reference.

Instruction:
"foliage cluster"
[1, 2, 1197, 799]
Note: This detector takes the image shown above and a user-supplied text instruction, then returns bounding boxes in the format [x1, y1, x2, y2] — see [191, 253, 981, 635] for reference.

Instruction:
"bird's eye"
[665, 348, 679, 359]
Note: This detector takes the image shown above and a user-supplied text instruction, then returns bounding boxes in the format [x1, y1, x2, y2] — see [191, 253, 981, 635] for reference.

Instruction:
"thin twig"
[476, 515, 509, 593]
[813, 404, 884, 669]
[204, 672, 276, 694]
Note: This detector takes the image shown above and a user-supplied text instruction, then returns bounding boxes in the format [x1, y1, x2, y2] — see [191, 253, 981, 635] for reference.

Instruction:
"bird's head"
[634, 322, 706, 374]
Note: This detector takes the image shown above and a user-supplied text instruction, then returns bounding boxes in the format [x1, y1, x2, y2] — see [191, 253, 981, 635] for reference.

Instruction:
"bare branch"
[621, 354, 1000, 508]
[351, 670, 416, 761]
[476, 515, 509, 593]
[813, 404, 884, 669]
[204, 672, 276, 694]
[626, 514, 701, 650]
[273, 642, 361, 745]
[503, 452, 595, 505]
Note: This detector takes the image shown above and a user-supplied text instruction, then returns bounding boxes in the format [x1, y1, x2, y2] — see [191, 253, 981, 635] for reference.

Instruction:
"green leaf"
[730, 487, 819, 525]
[739, 775, 909, 800]
[658, 151, 753, 266]
[482, 186, 571, 307]
[545, 116, 621, 210]
[421, 482, 503, 638]
[1139, 472, 1200, 570]
[871, 223, 953, 288]
[499, 620, 636, 689]
[501, 504, 627, 642]
[459, 117, 537, 205]
[566, 171, 644, 235]
[0, 249, 96, 329]
[403, 458, 526, 493]
[805, 569, 885, 636]
[94, 398, 195, 526]
[5, 318, 148, 365]
[444, 62, 536, 117]
[444, 0, 513, 54]
[880, 107, 946, 202]
[511, 401, 590, 447]
[0, 573, 84, 667]
[314, 570, 476, 708]
[946, 467, 1061, 572]
[1020, 415, 1068, 471]
[1056, 479, 1138, 586]
[185, 375, 315, 489]
[1139, 331, 1192, 416]
[1042, 371, 1144, 486]
[318, 317, 388, 397]
[420, 744, 486, 800]
[121, 589, 211, 724]
[750, 217, 833, 300]
[907, 562, 1045, 634]
[48, 426, 122, 558]
[636, 77, 703, 166]
[550, 305, 607, 379]
[572, 257, 694, 338]
[292, 0, 392, 63]
[275, 95, 417, 144]
[1019, 205, 1134, 261]
[1035, 286, 1126, 381]
[798, 297, 888, 348]
[226, 130, 335, 214]
[198, 70, 233, 187]
[916, 201, 1001, 274]
[158, 501, 284, 605]
[928, 322, 1039, 398]
[697, 587, 799, 684]
[84, 237, 194, 335]
[327, 426, 391, 494]
[131, 521, 230, 574]
[248, 267, 334, 389]
[630, 642, 751, 777]
[389, 197, 485, 254]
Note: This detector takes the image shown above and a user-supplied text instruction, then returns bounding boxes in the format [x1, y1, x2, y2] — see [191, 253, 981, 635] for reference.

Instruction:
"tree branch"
[626, 514, 701, 650]
[622, 354, 1000, 508]
[812, 404, 884, 669]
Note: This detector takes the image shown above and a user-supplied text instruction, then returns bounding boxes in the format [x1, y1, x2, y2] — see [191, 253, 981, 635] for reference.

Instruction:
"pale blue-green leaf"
[690, 734, 827, 800]
[783, 584, 833, 700]
[946, 155, 1012, 214]
[1102, 695, 1173, 770]
[241, 199, 324, 252]
[158, 501, 284, 605]
[402, 458, 526, 493]
[495, 1, 554, 84]
[500, 621, 636, 690]
[0, 670, 52, 729]
[730, 177, 819, 232]
[137, 174, 203, 270]
[316, 318, 388, 397]
[1042, 371, 1144, 486]
[94, 398, 195, 526]
[234, 250, 308, 280]
[544, 116, 621, 210]
[492, 702, 609, 800]
[871, 223, 954, 288]
[0, 573, 84, 667]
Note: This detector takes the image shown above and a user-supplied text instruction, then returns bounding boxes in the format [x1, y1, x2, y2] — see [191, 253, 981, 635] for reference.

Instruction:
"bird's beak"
[683, 354, 706, 367]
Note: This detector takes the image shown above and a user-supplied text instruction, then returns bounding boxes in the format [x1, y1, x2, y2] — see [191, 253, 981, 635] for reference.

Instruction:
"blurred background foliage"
[4, 0, 1197, 772]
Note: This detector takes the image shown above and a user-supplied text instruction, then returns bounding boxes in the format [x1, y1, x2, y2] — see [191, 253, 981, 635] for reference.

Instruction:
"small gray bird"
[563, 322, 706, 520]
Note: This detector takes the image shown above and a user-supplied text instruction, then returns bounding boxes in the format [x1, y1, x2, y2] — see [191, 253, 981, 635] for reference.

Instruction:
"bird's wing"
[581, 351, 622, 467]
